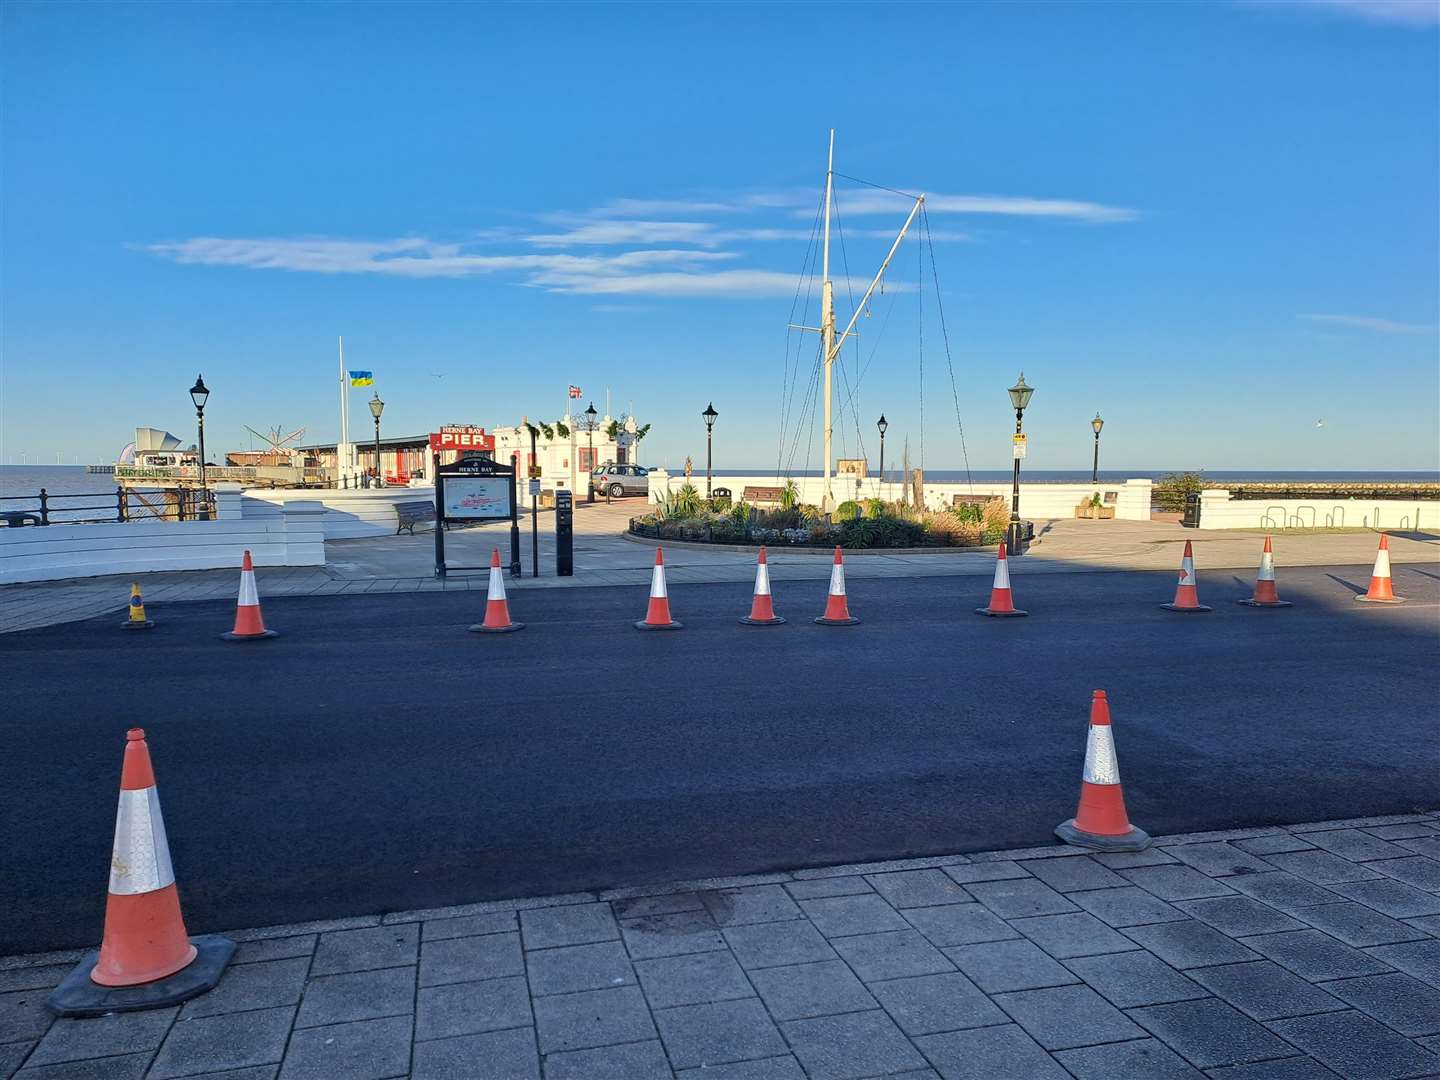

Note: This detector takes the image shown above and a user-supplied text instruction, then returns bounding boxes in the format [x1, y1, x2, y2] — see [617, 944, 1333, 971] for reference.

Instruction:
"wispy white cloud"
[1256, 0, 1440, 27]
[822, 190, 1140, 222]
[527, 220, 968, 247]
[531, 269, 801, 297]
[1298, 313, 1438, 334]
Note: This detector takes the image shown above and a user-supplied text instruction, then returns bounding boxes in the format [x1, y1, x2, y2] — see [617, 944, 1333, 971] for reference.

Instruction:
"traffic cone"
[635, 548, 682, 630]
[469, 549, 524, 633]
[1355, 534, 1406, 604]
[739, 546, 786, 626]
[121, 583, 154, 630]
[814, 546, 860, 626]
[1238, 536, 1292, 608]
[975, 541, 1027, 617]
[47, 729, 234, 1017]
[220, 550, 278, 641]
[1054, 691, 1151, 852]
[1161, 540, 1211, 612]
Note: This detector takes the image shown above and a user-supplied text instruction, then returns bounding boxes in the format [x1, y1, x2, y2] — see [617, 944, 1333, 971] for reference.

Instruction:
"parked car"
[591, 463, 650, 497]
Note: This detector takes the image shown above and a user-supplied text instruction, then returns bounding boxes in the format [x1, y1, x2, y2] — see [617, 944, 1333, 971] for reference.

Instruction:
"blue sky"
[3, 0, 1437, 472]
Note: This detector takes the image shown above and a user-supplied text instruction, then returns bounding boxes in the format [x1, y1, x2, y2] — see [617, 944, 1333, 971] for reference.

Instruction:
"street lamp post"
[189, 375, 210, 520]
[369, 392, 385, 486]
[1091, 412, 1104, 484]
[702, 402, 718, 498]
[583, 402, 599, 503]
[1007, 373, 1035, 556]
[876, 414, 888, 499]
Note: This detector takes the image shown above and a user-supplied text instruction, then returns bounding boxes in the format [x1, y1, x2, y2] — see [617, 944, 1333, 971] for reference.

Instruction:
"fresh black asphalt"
[1, 562, 1436, 954]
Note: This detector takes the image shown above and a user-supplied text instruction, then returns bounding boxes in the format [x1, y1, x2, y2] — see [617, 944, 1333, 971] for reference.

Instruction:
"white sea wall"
[1196, 490, 1439, 531]
[242, 487, 437, 538]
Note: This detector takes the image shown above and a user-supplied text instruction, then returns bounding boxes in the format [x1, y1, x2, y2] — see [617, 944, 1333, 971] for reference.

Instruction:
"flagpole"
[338, 336, 350, 476]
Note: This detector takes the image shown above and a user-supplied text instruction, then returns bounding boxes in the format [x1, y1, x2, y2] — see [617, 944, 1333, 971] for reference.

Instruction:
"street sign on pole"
[1012, 434, 1028, 460]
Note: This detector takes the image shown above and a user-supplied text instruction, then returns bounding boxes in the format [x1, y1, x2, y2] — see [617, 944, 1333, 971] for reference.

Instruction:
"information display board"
[443, 477, 512, 520]
[433, 454, 520, 578]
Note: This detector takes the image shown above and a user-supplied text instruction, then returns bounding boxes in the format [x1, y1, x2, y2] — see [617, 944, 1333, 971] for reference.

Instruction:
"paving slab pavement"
[3, 815, 1439, 1079]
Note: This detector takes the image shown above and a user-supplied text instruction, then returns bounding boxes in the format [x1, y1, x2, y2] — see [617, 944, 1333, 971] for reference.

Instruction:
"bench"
[952, 494, 992, 508]
[742, 486, 785, 506]
[0, 511, 43, 527]
[395, 500, 436, 535]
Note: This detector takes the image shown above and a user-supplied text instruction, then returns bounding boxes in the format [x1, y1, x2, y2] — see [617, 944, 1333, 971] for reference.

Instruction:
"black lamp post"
[876, 414, 888, 494]
[369, 392, 385, 486]
[189, 375, 210, 519]
[583, 402, 599, 503]
[1007, 373, 1034, 555]
[702, 402, 718, 498]
[1091, 412, 1104, 484]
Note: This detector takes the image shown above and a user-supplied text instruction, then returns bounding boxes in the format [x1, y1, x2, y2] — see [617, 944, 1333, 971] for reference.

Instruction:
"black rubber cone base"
[814, 616, 860, 626]
[1237, 599, 1292, 608]
[634, 620, 682, 630]
[1054, 819, 1151, 852]
[468, 622, 524, 633]
[1160, 604, 1211, 613]
[120, 620, 155, 630]
[975, 607, 1028, 618]
[220, 629, 279, 641]
[47, 935, 235, 1018]
[739, 616, 786, 626]
[1355, 595, 1406, 604]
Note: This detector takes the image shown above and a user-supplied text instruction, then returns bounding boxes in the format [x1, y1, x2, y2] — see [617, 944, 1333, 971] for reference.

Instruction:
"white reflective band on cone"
[1082, 725, 1121, 786]
[489, 567, 506, 600]
[238, 571, 259, 608]
[754, 563, 771, 595]
[650, 565, 667, 598]
[109, 787, 176, 895]
[993, 558, 1010, 590]
[1375, 549, 1391, 577]
[1178, 560, 1195, 586]
[829, 564, 845, 595]
[1258, 553, 1275, 580]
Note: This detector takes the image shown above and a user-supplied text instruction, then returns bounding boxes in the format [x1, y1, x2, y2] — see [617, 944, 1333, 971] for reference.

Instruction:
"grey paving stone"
[1188, 963, 1338, 1026]
[1009, 912, 1140, 959]
[1160, 828, 1289, 846]
[1304, 829, 1414, 863]
[0, 1043, 34, 1080]
[962, 878, 1077, 918]
[414, 975, 531, 1040]
[698, 885, 801, 927]
[1064, 950, 1208, 1008]
[411, 1027, 540, 1080]
[1129, 998, 1297, 1069]
[1176, 897, 1307, 937]
[149, 1006, 294, 1079]
[781, 1009, 927, 1080]
[25, 1007, 177, 1067]
[900, 903, 1018, 947]
[723, 920, 837, 970]
[310, 923, 418, 976]
[622, 911, 727, 959]
[654, 997, 786, 1069]
[1070, 885, 1189, 927]
[1364, 940, 1440, 985]
[1166, 843, 1279, 877]
[1296, 902, 1428, 947]
[941, 861, 1033, 883]
[278, 1014, 411, 1080]
[975, 844, 1086, 862]
[799, 895, 911, 938]
[419, 931, 523, 986]
[749, 960, 876, 1021]
[1123, 919, 1262, 968]
[793, 856, 966, 879]
[1245, 930, 1396, 981]
[1233, 835, 1319, 856]
[525, 940, 634, 996]
[1227, 873, 1343, 913]
[543, 1038, 673, 1080]
[676, 1055, 806, 1080]
[1370, 857, 1440, 892]
[1290, 816, 1434, 833]
[832, 930, 954, 981]
[1090, 848, 1181, 868]
[1269, 1009, 1440, 1080]
[992, 983, 1143, 1050]
[533, 984, 656, 1054]
[15, 1054, 162, 1079]
[1119, 865, 1239, 901]
[232, 936, 316, 965]
[612, 892, 706, 919]
[422, 911, 518, 940]
[0, 965, 71, 994]
[1263, 850, 1382, 885]
[1320, 971, 1440, 1037]
[867, 971, 1004, 1036]
[519, 903, 618, 950]
[634, 949, 753, 1008]
[914, 1023, 1071, 1080]
[1021, 856, 1127, 893]
[783, 877, 873, 901]
[0, 988, 53, 1042]
[865, 869, 972, 909]
[179, 956, 310, 1019]
[294, 965, 414, 1027]
[1202, 1057, 1341, 1079]
[1055, 1037, 1207, 1079]
[1329, 878, 1440, 919]
[943, 939, 1079, 994]
[1367, 824, 1440, 841]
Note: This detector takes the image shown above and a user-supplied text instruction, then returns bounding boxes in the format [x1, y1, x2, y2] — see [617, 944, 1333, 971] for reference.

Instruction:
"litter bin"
[1008, 519, 1036, 556]
[1182, 492, 1201, 528]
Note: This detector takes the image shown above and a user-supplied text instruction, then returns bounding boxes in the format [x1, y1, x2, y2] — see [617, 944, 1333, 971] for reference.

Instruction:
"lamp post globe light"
[1007, 373, 1034, 556]
[1091, 412, 1104, 484]
[702, 402, 718, 498]
[189, 375, 210, 519]
[583, 402, 599, 503]
[876, 414, 888, 496]
[369, 392, 385, 486]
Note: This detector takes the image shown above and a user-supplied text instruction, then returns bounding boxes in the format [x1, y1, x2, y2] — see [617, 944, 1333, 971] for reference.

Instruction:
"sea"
[0, 466, 163, 523]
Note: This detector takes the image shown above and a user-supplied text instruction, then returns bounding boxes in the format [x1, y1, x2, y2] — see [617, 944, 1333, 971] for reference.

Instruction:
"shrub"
[834, 500, 862, 522]
[981, 497, 1011, 537]
[864, 497, 887, 518]
[1155, 471, 1206, 511]
[922, 512, 982, 546]
[949, 502, 984, 524]
[839, 517, 877, 549]
[779, 478, 800, 510]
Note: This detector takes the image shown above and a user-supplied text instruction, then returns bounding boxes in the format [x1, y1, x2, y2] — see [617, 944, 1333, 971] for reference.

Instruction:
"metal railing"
[0, 487, 214, 525]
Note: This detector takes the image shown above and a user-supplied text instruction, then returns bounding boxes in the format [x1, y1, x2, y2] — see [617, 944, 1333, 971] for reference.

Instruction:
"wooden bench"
[952, 494, 992, 508]
[742, 486, 785, 506]
[395, 500, 436, 535]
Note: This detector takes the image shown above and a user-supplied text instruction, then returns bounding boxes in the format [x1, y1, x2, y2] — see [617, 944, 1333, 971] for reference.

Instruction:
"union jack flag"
[568, 385, 582, 398]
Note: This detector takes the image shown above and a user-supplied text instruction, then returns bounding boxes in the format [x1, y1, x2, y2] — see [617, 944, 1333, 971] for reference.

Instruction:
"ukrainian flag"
[348, 371, 374, 387]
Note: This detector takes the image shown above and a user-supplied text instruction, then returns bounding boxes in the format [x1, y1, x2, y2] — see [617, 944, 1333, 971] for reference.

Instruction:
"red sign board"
[430, 425, 494, 452]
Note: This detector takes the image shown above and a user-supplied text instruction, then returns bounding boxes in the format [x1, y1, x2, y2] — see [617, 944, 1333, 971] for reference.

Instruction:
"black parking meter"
[556, 489, 574, 576]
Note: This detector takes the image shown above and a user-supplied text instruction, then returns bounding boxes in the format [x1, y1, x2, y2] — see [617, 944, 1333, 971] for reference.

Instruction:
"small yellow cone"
[121, 583, 154, 630]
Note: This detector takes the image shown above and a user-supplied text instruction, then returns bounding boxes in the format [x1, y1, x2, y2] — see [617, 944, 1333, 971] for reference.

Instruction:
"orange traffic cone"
[47, 729, 234, 1017]
[814, 546, 860, 626]
[1161, 540, 1211, 612]
[470, 549, 524, 633]
[221, 550, 278, 641]
[975, 540, 1027, 617]
[1356, 533, 1406, 603]
[739, 546, 785, 626]
[121, 582, 154, 630]
[635, 548, 682, 630]
[1055, 691, 1151, 852]
[1238, 536, 1292, 608]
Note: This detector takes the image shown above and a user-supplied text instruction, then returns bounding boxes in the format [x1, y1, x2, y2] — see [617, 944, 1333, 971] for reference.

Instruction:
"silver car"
[592, 464, 649, 498]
